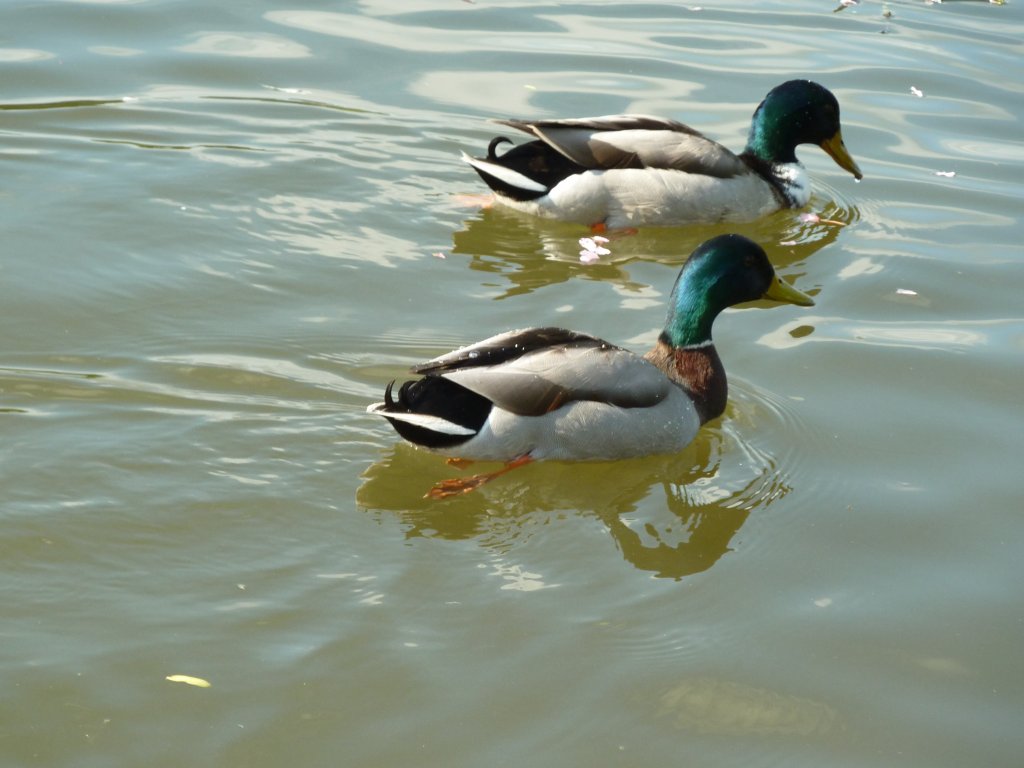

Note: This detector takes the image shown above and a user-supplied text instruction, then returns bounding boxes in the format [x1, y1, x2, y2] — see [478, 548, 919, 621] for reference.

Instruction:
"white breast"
[503, 168, 782, 228]
[434, 386, 700, 462]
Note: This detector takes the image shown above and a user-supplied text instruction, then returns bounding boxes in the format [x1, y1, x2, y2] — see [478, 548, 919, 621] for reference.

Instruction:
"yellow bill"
[764, 274, 815, 306]
[820, 130, 863, 180]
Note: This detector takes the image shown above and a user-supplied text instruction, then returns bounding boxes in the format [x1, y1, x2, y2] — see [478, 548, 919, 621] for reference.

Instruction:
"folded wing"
[415, 327, 673, 416]
[498, 115, 750, 178]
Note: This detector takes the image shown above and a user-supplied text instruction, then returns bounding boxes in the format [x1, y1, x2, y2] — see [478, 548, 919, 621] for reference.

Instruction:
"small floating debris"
[934, 170, 956, 178]
[799, 212, 846, 226]
[166, 674, 211, 688]
[262, 84, 311, 95]
[431, 251, 447, 259]
[910, 86, 924, 98]
[896, 288, 918, 296]
[578, 235, 610, 264]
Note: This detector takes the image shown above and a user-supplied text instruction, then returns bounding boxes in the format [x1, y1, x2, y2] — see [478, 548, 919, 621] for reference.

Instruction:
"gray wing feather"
[413, 327, 603, 374]
[497, 114, 749, 178]
[443, 344, 673, 416]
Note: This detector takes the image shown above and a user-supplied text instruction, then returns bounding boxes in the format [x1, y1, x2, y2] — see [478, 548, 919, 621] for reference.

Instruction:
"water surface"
[2, 1, 1023, 766]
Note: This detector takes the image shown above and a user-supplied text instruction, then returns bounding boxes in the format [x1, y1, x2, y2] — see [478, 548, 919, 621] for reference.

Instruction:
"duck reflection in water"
[449, 197, 855, 301]
[356, 424, 789, 581]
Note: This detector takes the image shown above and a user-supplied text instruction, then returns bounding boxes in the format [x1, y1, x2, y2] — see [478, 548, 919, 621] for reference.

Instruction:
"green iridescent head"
[662, 234, 814, 348]
[744, 80, 862, 179]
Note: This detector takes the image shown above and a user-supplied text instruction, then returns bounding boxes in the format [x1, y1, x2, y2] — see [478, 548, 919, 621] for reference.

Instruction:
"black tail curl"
[487, 136, 513, 160]
[376, 375, 491, 450]
[469, 133, 588, 203]
[383, 380, 396, 407]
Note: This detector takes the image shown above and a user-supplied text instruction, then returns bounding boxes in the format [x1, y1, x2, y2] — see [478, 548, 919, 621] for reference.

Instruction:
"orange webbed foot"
[425, 455, 533, 500]
[589, 222, 639, 238]
[425, 473, 494, 499]
[453, 193, 495, 209]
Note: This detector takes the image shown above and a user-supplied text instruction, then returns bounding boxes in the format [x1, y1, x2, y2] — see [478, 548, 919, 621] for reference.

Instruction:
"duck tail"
[460, 149, 549, 201]
[367, 378, 487, 449]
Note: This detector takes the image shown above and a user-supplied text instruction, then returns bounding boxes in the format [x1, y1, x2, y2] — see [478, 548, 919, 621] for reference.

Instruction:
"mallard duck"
[462, 80, 862, 229]
[367, 234, 814, 497]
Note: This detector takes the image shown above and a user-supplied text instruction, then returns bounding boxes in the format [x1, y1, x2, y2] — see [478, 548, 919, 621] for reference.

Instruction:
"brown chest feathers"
[645, 341, 727, 425]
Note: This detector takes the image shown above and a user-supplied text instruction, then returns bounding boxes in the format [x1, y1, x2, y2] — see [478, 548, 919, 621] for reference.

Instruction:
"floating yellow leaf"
[165, 674, 211, 688]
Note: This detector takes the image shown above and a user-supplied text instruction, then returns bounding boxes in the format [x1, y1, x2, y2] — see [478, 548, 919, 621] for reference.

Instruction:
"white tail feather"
[366, 402, 477, 436]
[460, 151, 548, 194]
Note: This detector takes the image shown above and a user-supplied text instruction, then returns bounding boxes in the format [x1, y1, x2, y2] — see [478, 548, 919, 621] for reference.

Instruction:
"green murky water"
[3, 1, 1022, 766]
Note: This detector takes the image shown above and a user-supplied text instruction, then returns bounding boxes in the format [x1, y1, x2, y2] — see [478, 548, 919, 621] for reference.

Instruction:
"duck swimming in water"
[462, 80, 862, 230]
[367, 234, 815, 497]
